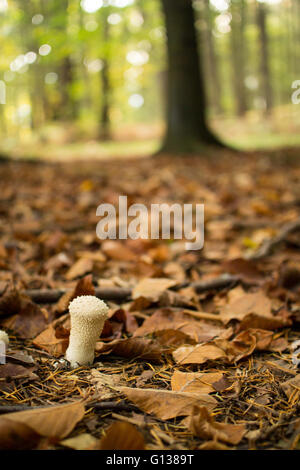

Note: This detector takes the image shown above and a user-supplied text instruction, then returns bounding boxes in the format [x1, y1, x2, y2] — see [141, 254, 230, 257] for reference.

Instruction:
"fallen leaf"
[107, 307, 138, 335]
[120, 387, 217, 419]
[5, 351, 34, 366]
[0, 289, 49, 338]
[132, 278, 177, 302]
[101, 241, 137, 261]
[155, 329, 196, 348]
[98, 421, 145, 450]
[134, 308, 224, 343]
[199, 440, 230, 450]
[56, 274, 95, 312]
[60, 433, 98, 450]
[2, 401, 85, 439]
[280, 375, 300, 400]
[220, 290, 272, 323]
[136, 370, 154, 387]
[173, 344, 226, 365]
[89, 369, 121, 398]
[173, 328, 282, 365]
[171, 370, 224, 394]
[0, 417, 42, 450]
[33, 324, 69, 357]
[96, 337, 162, 363]
[221, 258, 263, 284]
[65, 258, 93, 280]
[0, 363, 38, 381]
[186, 406, 246, 445]
[238, 312, 291, 331]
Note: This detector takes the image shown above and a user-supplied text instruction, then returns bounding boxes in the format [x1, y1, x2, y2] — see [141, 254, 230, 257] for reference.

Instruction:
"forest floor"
[0, 147, 300, 450]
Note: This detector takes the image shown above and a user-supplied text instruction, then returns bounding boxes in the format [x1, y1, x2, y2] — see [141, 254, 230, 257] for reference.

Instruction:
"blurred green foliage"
[0, 0, 299, 151]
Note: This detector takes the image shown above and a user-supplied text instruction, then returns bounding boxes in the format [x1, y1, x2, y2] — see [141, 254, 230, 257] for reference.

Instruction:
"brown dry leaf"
[132, 278, 177, 302]
[65, 258, 93, 280]
[173, 328, 281, 365]
[238, 312, 292, 331]
[227, 328, 274, 361]
[101, 240, 137, 261]
[136, 370, 155, 387]
[60, 433, 98, 450]
[56, 274, 95, 313]
[134, 308, 224, 343]
[107, 307, 138, 335]
[171, 370, 224, 394]
[186, 406, 246, 445]
[5, 351, 35, 366]
[221, 258, 263, 284]
[173, 344, 226, 365]
[0, 363, 38, 381]
[280, 375, 300, 400]
[89, 369, 121, 399]
[72, 273, 95, 298]
[0, 289, 49, 338]
[199, 440, 230, 450]
[220, 290, 272, 323]
[2, 401, 85, 439]
[120, 387, 217, 419]
[96, 337, 162, 363]
[33, 323, 69, 357]
[0, 417, 42, 450]
[154, 329, 196, 348]
[217, 328, 285, 362]
[98, 422, 145, 450]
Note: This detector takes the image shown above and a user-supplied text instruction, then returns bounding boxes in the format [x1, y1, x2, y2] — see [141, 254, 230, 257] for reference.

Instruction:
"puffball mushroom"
[0, 329, 9, 346]
[65, 295, 109, 368]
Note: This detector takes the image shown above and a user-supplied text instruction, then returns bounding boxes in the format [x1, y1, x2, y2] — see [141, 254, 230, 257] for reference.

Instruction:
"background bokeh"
[1, 0, 300, 158]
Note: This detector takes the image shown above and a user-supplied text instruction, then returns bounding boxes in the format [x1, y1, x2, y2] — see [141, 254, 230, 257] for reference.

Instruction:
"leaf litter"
[0, 151, 300, 449]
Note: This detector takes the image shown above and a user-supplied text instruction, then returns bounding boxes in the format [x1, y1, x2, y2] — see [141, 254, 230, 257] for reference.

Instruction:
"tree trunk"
[230, 0, 247, 116]
[202, 0, 222, 115]
[99, 12, 111, 140]
[160, 0, 223, 153]
[59, 56, 78, 120]
[257, 1, 273, 114]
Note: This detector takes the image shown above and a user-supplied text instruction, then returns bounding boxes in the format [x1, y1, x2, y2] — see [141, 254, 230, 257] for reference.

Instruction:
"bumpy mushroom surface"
[65, 295, 109, 368]
[0, 330, 9, 346]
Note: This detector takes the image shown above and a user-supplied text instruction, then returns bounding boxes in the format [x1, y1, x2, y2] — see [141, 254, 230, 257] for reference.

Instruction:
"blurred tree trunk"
[58, 0, 78, 120]
[203, 0, 222, 115]
[256, 1, 273, 114]
[60, 56, 78, 120]
[99, 12, 111, 140]
[230, 0, 247, 116]
[160, 0, 223, 153]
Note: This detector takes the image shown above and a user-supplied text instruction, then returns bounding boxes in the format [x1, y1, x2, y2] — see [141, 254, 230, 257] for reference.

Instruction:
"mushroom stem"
[0, 330, 9, 346]
[65, 296, 109, 368]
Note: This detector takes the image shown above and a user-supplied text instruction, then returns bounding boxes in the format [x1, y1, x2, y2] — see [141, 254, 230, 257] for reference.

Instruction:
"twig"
[191, 275, 239, 292]
[87, 401, 139, 412]
[0, 275, 240, 304]
[0, 401, 139, 415]
[0, 286, 132, 303]
[183, 308, 223, 322]
[247, 217, 300, 260]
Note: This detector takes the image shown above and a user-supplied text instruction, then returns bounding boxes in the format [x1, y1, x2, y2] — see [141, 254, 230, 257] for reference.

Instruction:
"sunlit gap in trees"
[80, 0, 134, 14]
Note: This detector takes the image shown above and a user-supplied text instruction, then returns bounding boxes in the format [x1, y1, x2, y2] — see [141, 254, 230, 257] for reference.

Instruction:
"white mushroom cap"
[68, 296, 108, 319]
[0, 330, 9, 346]
[65, 295, 109, 368]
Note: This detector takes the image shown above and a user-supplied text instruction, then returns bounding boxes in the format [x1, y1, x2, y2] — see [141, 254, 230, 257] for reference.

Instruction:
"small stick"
[183, 308, 223, 322]
[248, 217, 300, 260]
[191, 275, 239, 292]
[0, 401, 139, 415]
[0, 275, 240, 304]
